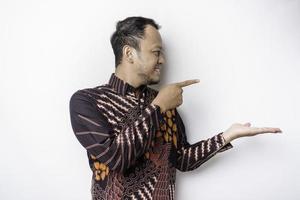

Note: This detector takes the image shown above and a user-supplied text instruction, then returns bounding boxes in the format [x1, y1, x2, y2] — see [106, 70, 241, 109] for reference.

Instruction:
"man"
[69, 16, 282, 200]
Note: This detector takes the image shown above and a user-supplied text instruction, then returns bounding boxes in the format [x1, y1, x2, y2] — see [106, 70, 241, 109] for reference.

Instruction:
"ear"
[123, 45, 134, 63]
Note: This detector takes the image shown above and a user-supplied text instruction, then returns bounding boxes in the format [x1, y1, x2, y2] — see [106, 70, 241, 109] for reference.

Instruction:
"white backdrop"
[1, 0, 299, 199]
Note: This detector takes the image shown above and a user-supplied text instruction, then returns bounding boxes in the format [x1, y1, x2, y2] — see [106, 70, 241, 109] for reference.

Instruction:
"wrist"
[222, 131, 235, 143]
[151, 100, 166, 113]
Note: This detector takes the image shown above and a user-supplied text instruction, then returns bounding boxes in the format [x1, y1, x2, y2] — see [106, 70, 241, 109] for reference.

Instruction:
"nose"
[158, 52, 165, 65]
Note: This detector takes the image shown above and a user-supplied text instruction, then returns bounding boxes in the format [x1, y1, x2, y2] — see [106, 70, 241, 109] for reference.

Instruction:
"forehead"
[140, 25, 162, 49]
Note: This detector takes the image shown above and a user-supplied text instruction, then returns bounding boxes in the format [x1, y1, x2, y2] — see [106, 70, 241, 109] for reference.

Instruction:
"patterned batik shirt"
[69, 73, 233, 200]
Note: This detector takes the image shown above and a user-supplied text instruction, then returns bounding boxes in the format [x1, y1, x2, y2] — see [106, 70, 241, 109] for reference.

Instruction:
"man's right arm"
[69, 90, 164, 173]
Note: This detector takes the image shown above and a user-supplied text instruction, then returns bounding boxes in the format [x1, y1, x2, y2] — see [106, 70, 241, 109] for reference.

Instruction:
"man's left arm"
[174, 109, 233, 172]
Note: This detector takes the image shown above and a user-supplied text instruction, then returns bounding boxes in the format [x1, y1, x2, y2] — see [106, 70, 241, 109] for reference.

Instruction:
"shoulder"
[69, 84, 115, 109]
[70, 84, 114, 102]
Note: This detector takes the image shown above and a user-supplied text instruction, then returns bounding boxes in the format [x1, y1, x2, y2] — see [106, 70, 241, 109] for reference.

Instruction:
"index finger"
[176, 79, 200, 88]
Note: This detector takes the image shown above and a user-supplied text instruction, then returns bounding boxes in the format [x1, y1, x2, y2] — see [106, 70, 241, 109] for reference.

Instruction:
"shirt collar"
[108, 73, 147, 96]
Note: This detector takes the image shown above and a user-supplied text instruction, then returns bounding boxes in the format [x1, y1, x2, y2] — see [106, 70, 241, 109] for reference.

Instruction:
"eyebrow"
[152, 45, 163, 50]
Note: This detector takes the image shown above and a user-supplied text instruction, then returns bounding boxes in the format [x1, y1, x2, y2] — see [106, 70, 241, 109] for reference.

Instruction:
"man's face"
[132, 25, 165, 85]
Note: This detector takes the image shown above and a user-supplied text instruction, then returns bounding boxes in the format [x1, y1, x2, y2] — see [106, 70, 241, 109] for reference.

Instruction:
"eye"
[153, 51, 160, 57]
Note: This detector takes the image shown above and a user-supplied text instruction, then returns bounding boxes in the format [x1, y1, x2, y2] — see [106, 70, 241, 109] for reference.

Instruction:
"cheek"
[151, 57, 159, 68]
[139, 54, 158, 72]
[143, 57, 156, 69]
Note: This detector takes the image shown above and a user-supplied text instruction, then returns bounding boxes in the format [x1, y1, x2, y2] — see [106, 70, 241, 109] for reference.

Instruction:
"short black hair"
[110, 16, 160, 68]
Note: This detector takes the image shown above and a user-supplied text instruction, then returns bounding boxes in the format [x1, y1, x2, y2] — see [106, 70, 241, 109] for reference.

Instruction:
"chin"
[148, 78, 160, 85]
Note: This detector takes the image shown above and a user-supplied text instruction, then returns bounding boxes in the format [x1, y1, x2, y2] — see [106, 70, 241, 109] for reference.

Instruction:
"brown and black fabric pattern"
[69, 73, 233, 200]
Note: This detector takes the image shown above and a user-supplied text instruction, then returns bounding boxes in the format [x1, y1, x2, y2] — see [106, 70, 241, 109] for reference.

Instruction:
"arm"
[69, 90, 164, 173]
[174, 109, 233, 172]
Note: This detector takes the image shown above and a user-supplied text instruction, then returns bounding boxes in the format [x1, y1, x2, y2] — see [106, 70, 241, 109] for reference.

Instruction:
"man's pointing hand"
[152, 79, 200, 113]
[176, 79, 200, 88]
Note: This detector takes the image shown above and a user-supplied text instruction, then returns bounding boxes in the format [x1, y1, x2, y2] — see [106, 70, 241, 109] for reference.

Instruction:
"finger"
[263, 127, 282, 133]
[254, 127, 282, 134]
[176, 79, 200, 88]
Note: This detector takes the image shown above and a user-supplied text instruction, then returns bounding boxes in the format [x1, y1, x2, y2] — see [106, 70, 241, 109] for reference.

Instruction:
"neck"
[115, 65, 142, 88]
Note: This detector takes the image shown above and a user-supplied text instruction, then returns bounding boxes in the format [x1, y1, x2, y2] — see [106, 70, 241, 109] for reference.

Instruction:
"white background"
[1, 0, 299, 199]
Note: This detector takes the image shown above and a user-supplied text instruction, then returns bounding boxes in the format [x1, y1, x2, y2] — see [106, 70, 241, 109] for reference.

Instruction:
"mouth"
[154, 66, 160, 74]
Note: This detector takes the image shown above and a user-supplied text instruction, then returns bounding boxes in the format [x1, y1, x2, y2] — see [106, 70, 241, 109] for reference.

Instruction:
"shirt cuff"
[217, 132, 234, 152]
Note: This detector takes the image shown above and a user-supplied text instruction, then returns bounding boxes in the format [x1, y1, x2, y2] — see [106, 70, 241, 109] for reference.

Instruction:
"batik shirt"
[69, 73, 233, 200]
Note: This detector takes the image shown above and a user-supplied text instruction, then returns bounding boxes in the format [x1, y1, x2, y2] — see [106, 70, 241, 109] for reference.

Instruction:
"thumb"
[244, 122, 251, 127]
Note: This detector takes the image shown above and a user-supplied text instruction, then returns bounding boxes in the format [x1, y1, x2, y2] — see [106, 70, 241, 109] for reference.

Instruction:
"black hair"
[110, 16, 160, 68]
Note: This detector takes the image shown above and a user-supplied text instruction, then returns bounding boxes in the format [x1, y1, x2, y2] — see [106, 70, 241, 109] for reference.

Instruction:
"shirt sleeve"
[69, 90, 165, 173]
[174, 109, 233, 172]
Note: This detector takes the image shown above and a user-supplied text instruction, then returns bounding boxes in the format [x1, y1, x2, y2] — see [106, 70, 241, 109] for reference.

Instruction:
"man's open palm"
[224, 122, 282, 140]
